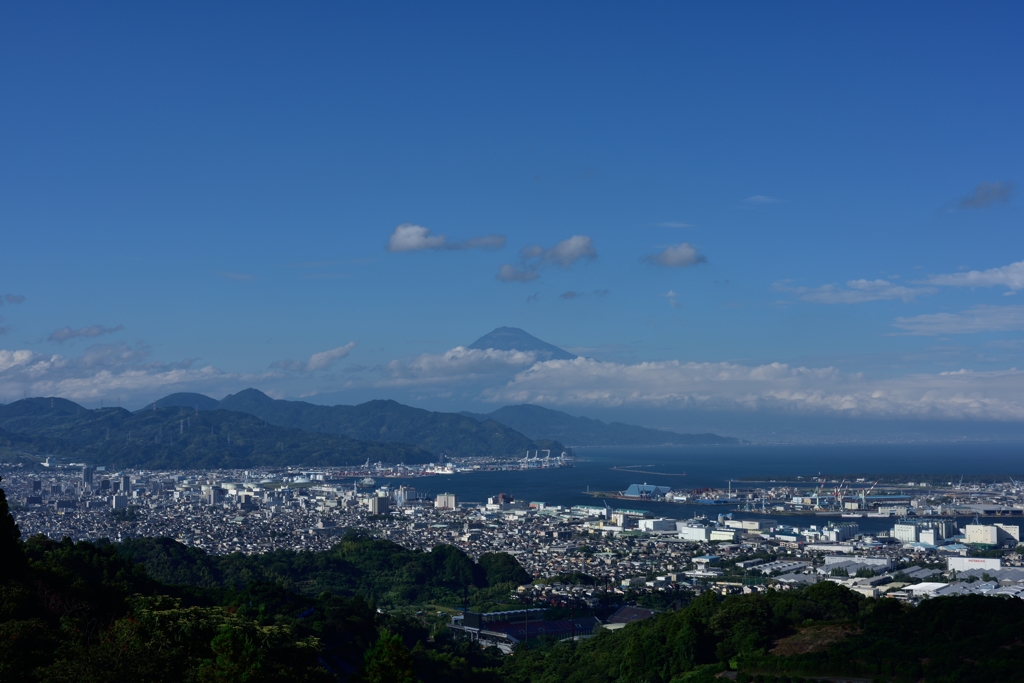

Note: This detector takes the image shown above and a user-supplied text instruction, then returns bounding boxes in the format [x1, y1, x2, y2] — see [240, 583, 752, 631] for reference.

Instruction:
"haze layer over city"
[3, 4, 1024, 683]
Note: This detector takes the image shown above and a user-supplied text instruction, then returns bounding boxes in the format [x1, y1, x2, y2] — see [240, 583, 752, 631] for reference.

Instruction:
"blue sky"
[2, 3, 1023, 431]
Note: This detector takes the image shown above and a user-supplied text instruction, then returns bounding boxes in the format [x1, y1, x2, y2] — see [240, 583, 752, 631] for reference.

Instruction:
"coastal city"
[5, 458, 1024, 611]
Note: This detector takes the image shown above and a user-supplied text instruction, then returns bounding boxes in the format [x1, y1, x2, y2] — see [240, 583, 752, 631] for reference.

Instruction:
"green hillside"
[0, 398, 431, 469]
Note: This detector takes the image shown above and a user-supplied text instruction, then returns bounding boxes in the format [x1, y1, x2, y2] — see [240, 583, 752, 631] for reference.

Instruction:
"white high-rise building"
[434, 493, 458, 510]
[893, 523, 919, 543]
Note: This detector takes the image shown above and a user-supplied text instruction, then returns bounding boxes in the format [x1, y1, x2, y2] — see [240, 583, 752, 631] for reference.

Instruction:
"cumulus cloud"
[0, 294, 25, 305]
[744, 195, 780, 204]
[48, 324, 125, 343]
[645, 243, 707, 268]
[385, 223, 506, 253]
[663, 291, 681, 308]
[892, 305, 1024, 335]
[306, 342, 357, 371]
[272, 342, 357, 373]
[919, 260, 1024, 292]
[497, 235, 596, 282]
[959, 181, 1014, 209]
[542, 235, 596, 266]
[559, 291, 581, 300]
[778, 279, 934, 304]
[386, 224, 445, 251]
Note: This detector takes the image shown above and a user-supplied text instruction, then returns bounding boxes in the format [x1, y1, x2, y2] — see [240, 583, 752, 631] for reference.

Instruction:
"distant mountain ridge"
[468, 326, 577, 360]
[148, 388, 564, 460]
[461, 403, 741, 446]
[143, 392, 219, 412]
[0, 397, 430, 469]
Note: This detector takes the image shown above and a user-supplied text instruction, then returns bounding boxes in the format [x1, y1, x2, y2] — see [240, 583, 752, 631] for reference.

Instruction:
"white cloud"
[48, 324, 125, 343]
[273, 342, 357, 373]
[778, 279, 935, 304]
[306, 342, 357, 371]
[386, 224, 446, 251]
[386, 223, 506, 253]
[542, 235, 597, 266]
[645, 243, 706, 268]
[497, 235, 596, 282]
[892, 305, 1024, 335]
[744, 195, 780, 204]
[919, 260, 1024, 292]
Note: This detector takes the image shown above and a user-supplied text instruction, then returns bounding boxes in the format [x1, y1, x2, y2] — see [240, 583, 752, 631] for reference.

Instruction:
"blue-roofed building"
[622, 484, 672, 499]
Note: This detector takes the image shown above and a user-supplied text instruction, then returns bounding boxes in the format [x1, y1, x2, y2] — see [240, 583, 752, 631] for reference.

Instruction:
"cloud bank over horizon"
[3, 337, 1024, 424]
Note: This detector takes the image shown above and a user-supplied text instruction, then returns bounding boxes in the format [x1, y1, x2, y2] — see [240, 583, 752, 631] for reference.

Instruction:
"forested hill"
[150, 388, 565, 459]
[461, 403, 741, 446]
[0, 398, 430, 469]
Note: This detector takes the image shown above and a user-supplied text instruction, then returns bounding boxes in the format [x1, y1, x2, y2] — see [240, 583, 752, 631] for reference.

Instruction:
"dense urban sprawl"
[6, 461, 1024, 615]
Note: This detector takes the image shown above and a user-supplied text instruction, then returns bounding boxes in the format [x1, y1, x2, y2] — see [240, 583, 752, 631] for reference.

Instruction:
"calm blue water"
[381, 443, 1024, 535]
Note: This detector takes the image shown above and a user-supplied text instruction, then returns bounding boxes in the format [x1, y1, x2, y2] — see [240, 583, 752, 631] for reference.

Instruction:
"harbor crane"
[859, 481, 879, 510]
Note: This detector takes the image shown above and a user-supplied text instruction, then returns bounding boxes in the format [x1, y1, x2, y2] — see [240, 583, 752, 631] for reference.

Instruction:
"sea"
[383, 443, 1024, 535]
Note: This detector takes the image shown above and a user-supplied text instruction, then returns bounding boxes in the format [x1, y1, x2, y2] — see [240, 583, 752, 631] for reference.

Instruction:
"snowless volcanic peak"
[467, 327, 576, 361]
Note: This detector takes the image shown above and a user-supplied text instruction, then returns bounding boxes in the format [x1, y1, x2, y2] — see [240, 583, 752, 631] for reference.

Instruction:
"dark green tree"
[359, 631, 416, 683]
[478, 553, 531, 587]
[0, 476, 24, 579]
